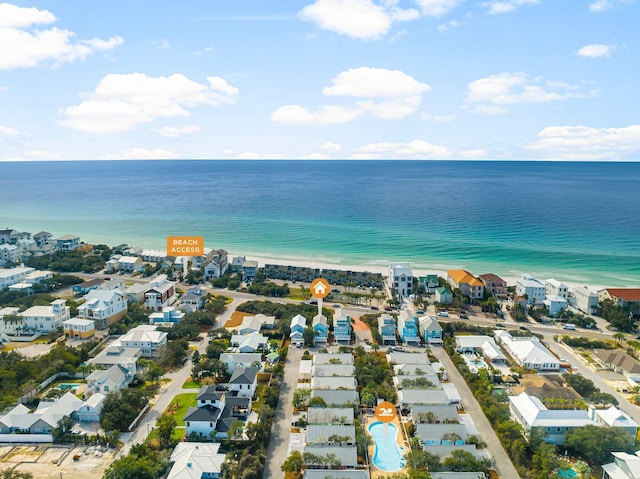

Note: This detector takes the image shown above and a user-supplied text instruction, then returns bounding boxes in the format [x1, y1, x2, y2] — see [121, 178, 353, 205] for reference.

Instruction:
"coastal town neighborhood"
[1, 228, 640, 478]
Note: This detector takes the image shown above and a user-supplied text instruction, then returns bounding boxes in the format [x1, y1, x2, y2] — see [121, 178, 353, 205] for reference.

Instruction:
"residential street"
[430, 346, 522, 479]
[263, 345, 303, 479]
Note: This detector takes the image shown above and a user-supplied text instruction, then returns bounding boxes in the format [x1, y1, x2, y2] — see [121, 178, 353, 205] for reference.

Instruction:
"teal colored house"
[312, 314, 328, 344]
[435, 287, 453, 305]
[333, 311, 351, 344]
[398, 310, 420, 345]
[378, 314, 397, 345]
[419, 275, 440, 293]
[419, 316, 443, 345]
[290, 314, 306, 345]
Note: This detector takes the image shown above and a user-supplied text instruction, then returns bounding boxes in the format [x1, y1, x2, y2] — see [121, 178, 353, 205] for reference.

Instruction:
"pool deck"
[365, 415, 410, 478]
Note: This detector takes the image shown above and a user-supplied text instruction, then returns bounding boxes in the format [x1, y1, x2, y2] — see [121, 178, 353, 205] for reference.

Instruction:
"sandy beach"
[233, 251, 610, 292]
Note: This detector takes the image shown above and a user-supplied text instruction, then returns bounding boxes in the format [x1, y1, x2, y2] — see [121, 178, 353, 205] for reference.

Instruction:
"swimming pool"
[57, 383, 80, 390]
[368, 421, 405, 472]
[558, 468, 578, 478]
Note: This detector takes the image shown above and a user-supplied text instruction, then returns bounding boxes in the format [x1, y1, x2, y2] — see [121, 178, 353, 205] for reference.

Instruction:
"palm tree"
[371, 342, 379, 353]
[361, 393, 376, 408]
[613, 332, 626, 345]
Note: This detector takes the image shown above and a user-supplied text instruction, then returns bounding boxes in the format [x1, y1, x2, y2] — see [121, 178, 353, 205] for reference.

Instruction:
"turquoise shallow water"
[0, 160, 639, 286]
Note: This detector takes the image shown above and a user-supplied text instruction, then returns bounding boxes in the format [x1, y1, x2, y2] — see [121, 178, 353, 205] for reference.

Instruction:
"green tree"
[0, 471, 34, 479]
[442, 449, 492, 473]
[156, 414, 176, 449]
[405, 449, 440, 471]
[303, 327, 315, 347]
[292, 388, 312, 409]
[564, 425, 636, 463]
[531, 441, 560, 479]
[589, 392, 618, 407]
[281, 450, 303, 476]
[562, 373, 598, 398]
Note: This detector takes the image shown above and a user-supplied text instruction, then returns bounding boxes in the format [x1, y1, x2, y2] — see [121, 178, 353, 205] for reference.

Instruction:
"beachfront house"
[516, 275, 546, 305]
[419, 316, 443, 345]
[55, 235, 80, 251]
[290, 314, 307, 346]
[599, 288, 640, 308]
[389, 262, 413, 299]
[479, 273, 508, 298]
[419, 275, 440, 293]
[378, 314, 397, 345]
[545, 279, 568, 299]
[435, 287, 453, 305]
[571, 285, 599, 315]
[447, 269, 484, 302]
[398, 310, 420, 345]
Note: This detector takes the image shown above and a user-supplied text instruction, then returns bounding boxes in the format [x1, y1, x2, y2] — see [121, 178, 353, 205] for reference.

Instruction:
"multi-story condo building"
[516, 274, 546, 305]
[388, 262, 413, 298]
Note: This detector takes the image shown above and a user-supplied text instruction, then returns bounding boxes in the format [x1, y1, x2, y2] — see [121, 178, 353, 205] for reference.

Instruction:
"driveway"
[263, 345, 303, 479]
[430, 347, 521, 479]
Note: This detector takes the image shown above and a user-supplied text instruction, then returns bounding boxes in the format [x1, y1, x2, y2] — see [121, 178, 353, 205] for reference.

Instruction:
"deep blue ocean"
[0, 160, 638, 287]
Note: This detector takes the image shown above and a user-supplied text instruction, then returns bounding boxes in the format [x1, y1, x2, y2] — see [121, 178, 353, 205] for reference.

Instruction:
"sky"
[0, 0, 638, 161]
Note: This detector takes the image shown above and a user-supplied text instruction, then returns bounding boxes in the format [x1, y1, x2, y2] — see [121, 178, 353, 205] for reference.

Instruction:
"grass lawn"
[225, 310, 251, 328]
[147, 425, 185, 443]
[251, 380, 271, 411]
[164, 393, 198, 427]
[182, 379, 203, 389]
[287, 287, 310, 301]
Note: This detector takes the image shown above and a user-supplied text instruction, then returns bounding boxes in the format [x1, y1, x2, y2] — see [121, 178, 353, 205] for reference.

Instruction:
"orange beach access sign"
[167, 236, 204, 256]
[375, 401, 397, 423]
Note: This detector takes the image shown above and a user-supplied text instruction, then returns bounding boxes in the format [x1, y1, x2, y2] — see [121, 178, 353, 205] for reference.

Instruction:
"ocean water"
[0, 160, 638, 287]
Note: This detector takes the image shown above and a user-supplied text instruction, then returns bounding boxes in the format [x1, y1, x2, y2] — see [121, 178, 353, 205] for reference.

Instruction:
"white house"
[510, 392, 637, 445]
[19, 299, 69, 333]
[86, 364, 132, 396]
[117, 325, 168, 358]
[219, 353, 263, 374]
[516, 275, 546, 305]
[0, 244, 20, 267]
[149, 306, 185, 326]
[0, 266, 35, 289]
[168, 442, 227, 479]
[545, 279, 568, 299]
[230, 332, 268, 353]
[571, 285, 600, 315]
[290, 314, 307, 346]
[62, 317, 95, 339]
[389, 262, 413, 298]
[228, 366, 259, 398]
[117, 255, 144, 273]
[602, 451, 640, 479]
[494, 330, 559, 371]
[543, 295, 568, 318]
[55, 235, 80, 251]
[77, 289, 128, 330]
[76, 393, 105, 422]
[144, 274, 177, 311]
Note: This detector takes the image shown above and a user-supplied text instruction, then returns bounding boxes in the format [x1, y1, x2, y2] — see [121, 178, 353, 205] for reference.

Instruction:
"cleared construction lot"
[0, 444, 117, 479]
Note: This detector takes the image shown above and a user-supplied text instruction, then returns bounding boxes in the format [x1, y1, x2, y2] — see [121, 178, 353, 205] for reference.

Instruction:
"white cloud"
[0, 125, 18, 136]
[272, 67, 430, 125]
[236, 151, 285, 159]
[24, 149, 61, 159]
[0, 3, 123, 70]
[589, 0, 630, 12]
[300, 0, 391, 39]
[523, 125, 640, 160]
[482, 0, 539, 15]
[437, 20, 462, 32]
[353, 139, 452, 159]
[576, 44, 611, 58]
[320, 141, 342, 152]
[61, 73, 239, 134]
[153, 125, 201, 137]
[414, 0, 461, 17]
[299, 0, 420, 40]
[465, 72, 596, 114]
[102, 148, 181, 160]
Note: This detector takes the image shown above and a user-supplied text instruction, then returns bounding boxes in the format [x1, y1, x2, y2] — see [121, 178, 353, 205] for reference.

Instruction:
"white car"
[438, 311, 449, 317]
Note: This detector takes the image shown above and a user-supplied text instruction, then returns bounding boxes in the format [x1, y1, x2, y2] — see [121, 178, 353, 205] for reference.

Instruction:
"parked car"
[384, 306, 393, 311]
[495, 322, 505, 328]
[416, 309, 425, 315]
[215, 385, 228, 391]
[459, 313, 469, 319]
[371, 306, 379, 310]
[519, 326, 528, 330]
[392, 346, 404, 352]
[438, 311, 449, 317]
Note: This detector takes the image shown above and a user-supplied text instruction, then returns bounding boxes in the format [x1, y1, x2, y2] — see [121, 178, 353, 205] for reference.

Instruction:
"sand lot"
[0, 444, 117, 479]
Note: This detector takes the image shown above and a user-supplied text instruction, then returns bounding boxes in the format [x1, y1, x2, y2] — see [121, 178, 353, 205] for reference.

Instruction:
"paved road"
[263, 345, 303, 479]
[430, 346, 521, 479]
